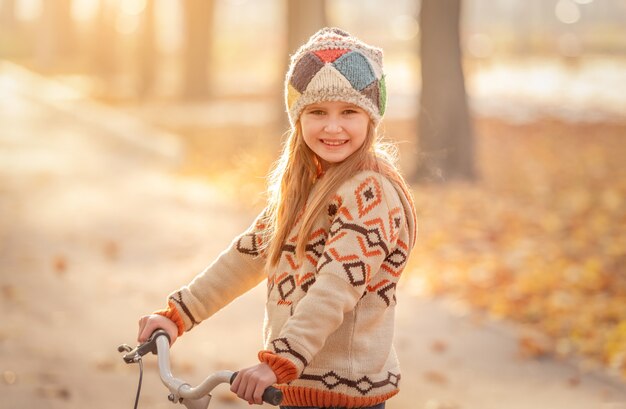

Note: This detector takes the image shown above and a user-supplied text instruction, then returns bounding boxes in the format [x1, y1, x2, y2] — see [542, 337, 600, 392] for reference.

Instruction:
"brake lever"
[118, 329, 171, 364]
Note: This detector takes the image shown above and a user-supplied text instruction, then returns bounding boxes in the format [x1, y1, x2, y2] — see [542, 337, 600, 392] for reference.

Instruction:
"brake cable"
[133, 357, 144, 409]
[118, 331, 164, 409]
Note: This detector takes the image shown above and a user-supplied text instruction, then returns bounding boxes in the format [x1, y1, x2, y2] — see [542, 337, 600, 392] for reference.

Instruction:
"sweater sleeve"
[155, 209, 269, 334]
[259, 172, 405, 381]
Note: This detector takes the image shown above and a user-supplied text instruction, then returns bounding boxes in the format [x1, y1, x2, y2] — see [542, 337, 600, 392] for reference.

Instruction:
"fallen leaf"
[1, 285, 17, 301]
[3, 370, 17, 385]
[103, 240, 119, 261]
[405, 119, 626, 380]
[518, 335, 552, 359]
[423, 370, 448, 385]
[567, 376, 580, 388]
[52, 255, 68, 275]
[431, 339, 448, 354]
[36, 385, 71, 400]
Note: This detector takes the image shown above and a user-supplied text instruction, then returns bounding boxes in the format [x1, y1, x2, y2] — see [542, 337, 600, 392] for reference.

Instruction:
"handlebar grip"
[229, 371, 283, 406]
[121, 329, 171, 364]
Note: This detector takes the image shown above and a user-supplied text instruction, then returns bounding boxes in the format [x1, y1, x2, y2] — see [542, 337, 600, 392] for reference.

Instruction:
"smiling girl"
[137, 27, 417, 409]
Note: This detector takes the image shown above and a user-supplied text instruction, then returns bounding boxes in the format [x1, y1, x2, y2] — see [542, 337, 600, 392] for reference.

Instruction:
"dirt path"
[1, 62, 624, 409]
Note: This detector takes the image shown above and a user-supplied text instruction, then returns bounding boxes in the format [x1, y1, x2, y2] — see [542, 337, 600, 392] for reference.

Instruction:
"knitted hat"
[285, 27, 387, 127]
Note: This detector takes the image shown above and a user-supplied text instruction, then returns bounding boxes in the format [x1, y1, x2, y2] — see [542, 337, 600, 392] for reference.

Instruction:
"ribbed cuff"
[154, 300, 185, 336]
[258, 350, 298, 384]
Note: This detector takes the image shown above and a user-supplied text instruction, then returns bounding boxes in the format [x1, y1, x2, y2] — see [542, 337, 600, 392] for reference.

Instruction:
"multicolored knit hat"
[285, 27, 387, 127]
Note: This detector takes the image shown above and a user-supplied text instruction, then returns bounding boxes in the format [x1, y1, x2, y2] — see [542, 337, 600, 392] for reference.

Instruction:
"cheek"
[301, 121, 320, 139]
[301, 131, 317, 151]
[351, 123, 369, 146]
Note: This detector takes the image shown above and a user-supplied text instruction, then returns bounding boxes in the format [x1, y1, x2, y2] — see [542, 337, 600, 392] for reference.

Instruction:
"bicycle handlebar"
[120, 330, 283, 407]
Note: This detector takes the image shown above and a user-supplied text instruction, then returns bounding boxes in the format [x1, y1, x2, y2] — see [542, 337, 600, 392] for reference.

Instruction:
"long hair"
[264, 122, 411, 267]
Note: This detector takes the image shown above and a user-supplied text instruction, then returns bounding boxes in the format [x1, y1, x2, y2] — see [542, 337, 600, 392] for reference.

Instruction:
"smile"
[321, 139, 348, 146]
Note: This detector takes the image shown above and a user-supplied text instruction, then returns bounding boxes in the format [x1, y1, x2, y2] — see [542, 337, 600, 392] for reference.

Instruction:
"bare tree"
[279, 0, 327, 127]
[182, 0, 214, 99]
[92, 0, 117, 84]
[36, 0, 75, 71]
[0, 0, 17, 30]
[0, 0, 18, 57]
[137, 0, 157, 98]
[287, 0, 328, 56]
[416, 0, 476, 182]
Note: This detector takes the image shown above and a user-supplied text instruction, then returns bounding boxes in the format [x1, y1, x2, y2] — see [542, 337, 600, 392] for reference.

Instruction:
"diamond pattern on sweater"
[355, 176, 383, 217]
[343, 260, 369, 287]
[356, 376, 375, 394]
[271, 338, 308, 366]
[321, 372, 342, 388]
[296, 272, 316, 293]
[299, 371, 401, 395]
[169, 290, 200, 330]
[256, 172, 415, 406]
[236, 232, 260, 256]
[381, 240, 409, 278]
[268, 173, 406, 307]
[305, 234, 326, 259]
[327, 194, 343, 218]
[377, 282, 397, 306]
[278, 275, 296, 299]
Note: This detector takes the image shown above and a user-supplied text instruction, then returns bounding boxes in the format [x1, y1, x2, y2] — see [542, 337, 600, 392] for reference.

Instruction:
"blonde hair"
[264, 122, 410, 267]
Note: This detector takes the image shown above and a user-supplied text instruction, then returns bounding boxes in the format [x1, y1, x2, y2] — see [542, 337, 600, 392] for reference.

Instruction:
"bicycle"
[118, 330, 283, 409]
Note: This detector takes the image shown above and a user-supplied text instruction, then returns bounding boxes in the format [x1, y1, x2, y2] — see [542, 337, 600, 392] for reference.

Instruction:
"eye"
[307, 109, 325, 115]
[343, 109, 358, 115]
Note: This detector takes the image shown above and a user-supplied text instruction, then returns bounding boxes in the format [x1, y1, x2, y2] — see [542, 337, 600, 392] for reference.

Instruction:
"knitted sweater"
[157, 170, 417, 408]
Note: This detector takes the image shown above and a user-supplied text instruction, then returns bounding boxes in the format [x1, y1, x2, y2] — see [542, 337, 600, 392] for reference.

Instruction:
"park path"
[0, 62, 624, 409]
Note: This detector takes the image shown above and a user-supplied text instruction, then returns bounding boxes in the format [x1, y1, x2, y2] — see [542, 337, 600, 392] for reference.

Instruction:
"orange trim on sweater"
[154, 300, 185, 336]
[277, 385, 398, 408]
[258, 350, 298, 384]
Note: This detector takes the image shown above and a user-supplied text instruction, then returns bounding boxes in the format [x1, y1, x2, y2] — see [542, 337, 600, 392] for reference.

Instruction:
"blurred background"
[1, 0, 625, 408]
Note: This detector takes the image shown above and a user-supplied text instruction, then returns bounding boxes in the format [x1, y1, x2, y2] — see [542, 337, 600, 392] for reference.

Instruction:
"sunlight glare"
[72, 0, 99, 22]
[115, 13, 141, 35]
[155, 0, 184, 53]
[391, 14, 419, 41]
[555, 0, 581, 24]
[120, 0, 147, 16]
[15, 0, 41, 21]
[467, 33, 494, 59]
[111, 0, 147, 34]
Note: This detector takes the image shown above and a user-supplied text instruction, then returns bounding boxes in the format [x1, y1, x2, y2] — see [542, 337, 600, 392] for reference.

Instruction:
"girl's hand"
[230, 363, 278, 405]
[137, 314, 179, 345]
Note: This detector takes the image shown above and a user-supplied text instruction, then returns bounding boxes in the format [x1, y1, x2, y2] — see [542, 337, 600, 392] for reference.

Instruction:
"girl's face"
[300, 101, 370, 169]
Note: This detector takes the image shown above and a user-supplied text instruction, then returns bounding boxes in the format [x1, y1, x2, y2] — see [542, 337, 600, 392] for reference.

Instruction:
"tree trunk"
[286, 0, 327, 56]
[0, 0, 18, 56]
[137, 0, 157, 98]
[92, 0, 117, 83]
[182, 0, 214, 100]
[280, 0, 327, 128]
[36, 0, 75, 71]
[0, 0, 17, 30]
[416, 0, 476, 182]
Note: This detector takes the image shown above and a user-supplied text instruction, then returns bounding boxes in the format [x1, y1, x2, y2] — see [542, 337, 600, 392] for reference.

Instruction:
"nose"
[324, 118, 343, 134]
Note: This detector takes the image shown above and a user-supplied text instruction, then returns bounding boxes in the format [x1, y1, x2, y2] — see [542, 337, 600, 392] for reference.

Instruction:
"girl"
[138, 27, 417, 409]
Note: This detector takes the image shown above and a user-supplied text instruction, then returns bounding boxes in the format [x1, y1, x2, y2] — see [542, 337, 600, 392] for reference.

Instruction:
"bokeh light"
[555, 0, 581, 24]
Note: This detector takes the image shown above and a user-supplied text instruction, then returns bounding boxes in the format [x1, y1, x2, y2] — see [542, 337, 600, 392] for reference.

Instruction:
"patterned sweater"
[156, 170, 417, 408]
